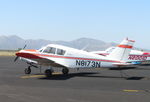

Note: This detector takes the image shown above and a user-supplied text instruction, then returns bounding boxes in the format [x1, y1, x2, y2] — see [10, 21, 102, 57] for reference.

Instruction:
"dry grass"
[0, 50, 17, 56]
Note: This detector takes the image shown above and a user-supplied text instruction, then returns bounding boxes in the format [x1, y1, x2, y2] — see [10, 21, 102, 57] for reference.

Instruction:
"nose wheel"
[24, 66, 31, 74]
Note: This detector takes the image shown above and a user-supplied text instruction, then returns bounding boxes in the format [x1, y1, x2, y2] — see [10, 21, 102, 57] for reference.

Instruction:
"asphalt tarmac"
[0, 56, 150, 102]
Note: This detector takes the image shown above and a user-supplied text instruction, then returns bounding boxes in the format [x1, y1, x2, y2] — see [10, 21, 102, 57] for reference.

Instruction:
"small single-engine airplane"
[90, 47, 150, 65]
[15, 38, 146, 77]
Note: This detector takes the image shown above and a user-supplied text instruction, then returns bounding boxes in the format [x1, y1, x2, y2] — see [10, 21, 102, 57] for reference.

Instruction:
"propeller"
[14, 56, 19, 62]
[23, 45, 27, 49]
[14, 44, 27, 62]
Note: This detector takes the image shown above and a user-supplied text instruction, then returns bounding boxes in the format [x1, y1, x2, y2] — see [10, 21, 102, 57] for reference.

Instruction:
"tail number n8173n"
[76, 60, 101, 68]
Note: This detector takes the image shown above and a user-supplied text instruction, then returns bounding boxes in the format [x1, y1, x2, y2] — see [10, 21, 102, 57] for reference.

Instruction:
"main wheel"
[45, 69, 53, 77]
[62, 68, 69, 75]
[25, 67, 31, 74]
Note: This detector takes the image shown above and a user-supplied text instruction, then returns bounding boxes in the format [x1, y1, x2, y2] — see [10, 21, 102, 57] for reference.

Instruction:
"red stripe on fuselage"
[16, 52, 122, 63]
[16, 52, 41, 59]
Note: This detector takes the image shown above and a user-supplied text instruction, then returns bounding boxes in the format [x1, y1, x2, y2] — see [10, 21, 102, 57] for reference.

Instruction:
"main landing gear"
[45, 68, 54, 77]
[62, 68, 69, 75]
[45, 68, 69, 77]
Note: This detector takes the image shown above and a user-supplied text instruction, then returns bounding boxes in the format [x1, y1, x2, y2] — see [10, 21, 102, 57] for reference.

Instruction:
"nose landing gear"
[24, 66, 31, 74]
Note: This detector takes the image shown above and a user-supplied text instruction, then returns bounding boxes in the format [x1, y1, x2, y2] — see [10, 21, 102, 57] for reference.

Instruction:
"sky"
[0, 0, 150, 49]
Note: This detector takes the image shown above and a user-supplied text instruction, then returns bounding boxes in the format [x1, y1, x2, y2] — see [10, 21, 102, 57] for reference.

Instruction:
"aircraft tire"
[62, 68, 69, 75]
[25, 67, 31, 74]
[45, 69, 52, 77]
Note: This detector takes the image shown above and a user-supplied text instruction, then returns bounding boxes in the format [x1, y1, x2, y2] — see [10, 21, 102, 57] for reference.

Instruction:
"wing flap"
[113, 63, 132, 66]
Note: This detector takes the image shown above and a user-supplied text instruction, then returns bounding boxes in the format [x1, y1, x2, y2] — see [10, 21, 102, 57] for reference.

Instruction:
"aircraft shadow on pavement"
[38, 72, 98, 80]
[38, 72, 145, 80]
[125, 77, 144, 80]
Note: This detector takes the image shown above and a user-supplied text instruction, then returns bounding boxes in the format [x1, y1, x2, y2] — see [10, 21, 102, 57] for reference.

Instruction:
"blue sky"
[0, 0, 150, 49]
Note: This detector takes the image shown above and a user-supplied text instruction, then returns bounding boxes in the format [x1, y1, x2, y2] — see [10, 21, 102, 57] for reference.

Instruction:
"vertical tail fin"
[107, 38, 135, 62]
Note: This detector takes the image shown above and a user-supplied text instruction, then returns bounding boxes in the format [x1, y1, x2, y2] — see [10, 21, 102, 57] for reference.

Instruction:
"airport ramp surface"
[0, 56, 150, 102]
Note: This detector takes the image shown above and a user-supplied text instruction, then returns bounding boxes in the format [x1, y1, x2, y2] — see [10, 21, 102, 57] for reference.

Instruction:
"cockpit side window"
[43, 47, 56, 54]
[56, 48, 66, 55]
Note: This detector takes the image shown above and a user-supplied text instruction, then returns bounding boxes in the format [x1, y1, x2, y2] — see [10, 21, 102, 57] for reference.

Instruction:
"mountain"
[0, 35, 116, 51]
[0, 35, 147, 51]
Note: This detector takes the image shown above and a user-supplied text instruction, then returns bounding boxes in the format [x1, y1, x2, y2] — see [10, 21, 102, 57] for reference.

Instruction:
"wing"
[34, 57, 67, 67]
[18, 53, 68, 68]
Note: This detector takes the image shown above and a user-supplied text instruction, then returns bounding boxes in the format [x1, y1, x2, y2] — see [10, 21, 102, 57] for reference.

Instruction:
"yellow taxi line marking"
[52, 72, 62, 75]
[21, 75, 45, 79]
[21, 72, 62, 79]
[123, 90, 139, 92]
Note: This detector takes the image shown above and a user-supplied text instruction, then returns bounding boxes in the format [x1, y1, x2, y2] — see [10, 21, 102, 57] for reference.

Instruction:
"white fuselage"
[18, 44, 122, 69]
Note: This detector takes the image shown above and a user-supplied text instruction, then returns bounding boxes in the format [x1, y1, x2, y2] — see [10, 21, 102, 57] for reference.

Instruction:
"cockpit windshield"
[43, 47, 56, 54]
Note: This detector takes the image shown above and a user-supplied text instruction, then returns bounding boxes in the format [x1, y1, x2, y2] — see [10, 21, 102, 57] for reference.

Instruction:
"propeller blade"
[23, 44, 27, 49]
[14, 44, 27, 62]
[14, 56, 19, 62]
